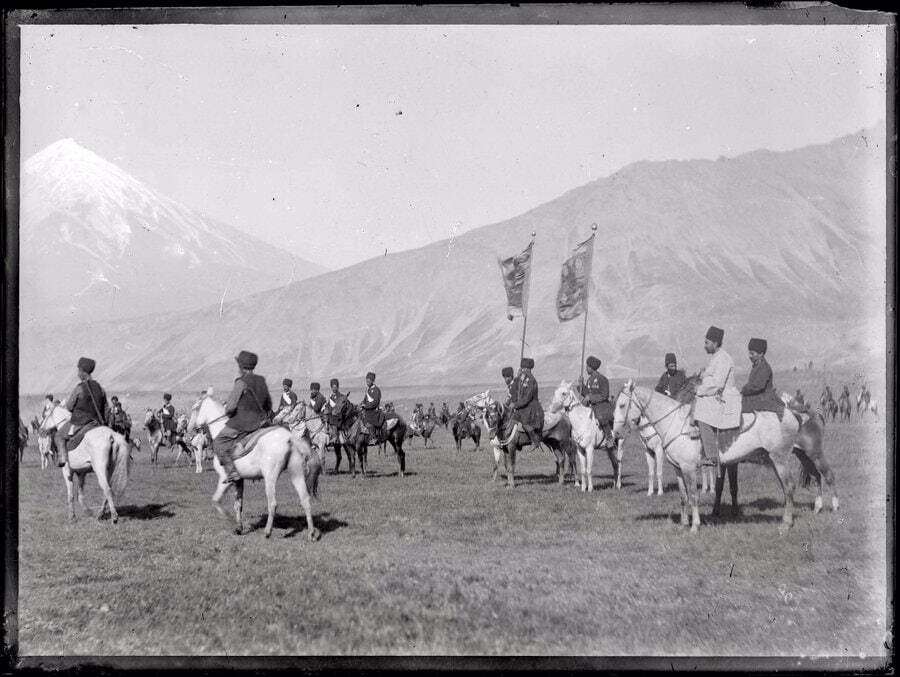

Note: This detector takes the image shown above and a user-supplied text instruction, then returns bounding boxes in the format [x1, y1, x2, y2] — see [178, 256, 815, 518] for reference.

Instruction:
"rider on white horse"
[692, 326, 742, 465]
[655, 353, 686, 398]
[580, 355, 615, 450]
[214, 350, 274, 485]
[54, 357, 110, 467]
[740, 338, 785, 417]
[275, 378, 299, 418]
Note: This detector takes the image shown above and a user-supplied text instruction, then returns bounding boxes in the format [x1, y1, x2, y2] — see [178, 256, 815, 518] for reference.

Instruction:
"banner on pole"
[556, 234, 594, 322]
[497, 241, 534, 320]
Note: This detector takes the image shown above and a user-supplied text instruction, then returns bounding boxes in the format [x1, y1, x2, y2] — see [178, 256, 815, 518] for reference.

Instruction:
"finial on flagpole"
[591, 223, 598, 233]
[531, 231, 536, 242]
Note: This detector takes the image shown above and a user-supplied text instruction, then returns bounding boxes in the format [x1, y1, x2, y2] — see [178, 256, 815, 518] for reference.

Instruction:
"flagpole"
[520, 232, 536, 363]
[578, 224, 598, 388]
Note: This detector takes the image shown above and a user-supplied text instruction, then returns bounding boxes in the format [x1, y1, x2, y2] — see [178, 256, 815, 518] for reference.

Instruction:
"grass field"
[14, 371, 890, 662]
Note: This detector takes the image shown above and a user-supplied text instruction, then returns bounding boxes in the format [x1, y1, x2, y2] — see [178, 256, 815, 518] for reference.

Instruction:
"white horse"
[30, 416, 54, 470]
[281, 400, 330, 466]
[40, 406, 132, 523]
[615, 380, 837, 532]
[188, 429, 210, 473]
[630, 413, 667, 496]
[548, 381, 621, 493]
[188, 395, 323, 539]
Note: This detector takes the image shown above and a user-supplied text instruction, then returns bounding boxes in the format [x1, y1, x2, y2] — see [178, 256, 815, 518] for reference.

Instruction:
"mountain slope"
[19, 126, 886, 394]
[19, 139, 327, 327]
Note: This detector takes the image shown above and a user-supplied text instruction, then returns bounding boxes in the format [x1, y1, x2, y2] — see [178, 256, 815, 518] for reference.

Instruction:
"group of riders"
[34, 323, 873, 480]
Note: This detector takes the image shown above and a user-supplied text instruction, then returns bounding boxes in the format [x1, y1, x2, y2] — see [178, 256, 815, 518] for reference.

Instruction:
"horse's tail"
[108, 433, 131, 502]
[290, 432, 322, 499]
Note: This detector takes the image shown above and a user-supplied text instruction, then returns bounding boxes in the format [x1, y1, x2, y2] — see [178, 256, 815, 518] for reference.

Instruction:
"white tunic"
[693, 348, 742, 429]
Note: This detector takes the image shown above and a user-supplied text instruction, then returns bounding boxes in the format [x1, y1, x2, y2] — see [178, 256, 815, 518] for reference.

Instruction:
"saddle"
[231, 424, 279, 461]
[65, 422, 100, 451]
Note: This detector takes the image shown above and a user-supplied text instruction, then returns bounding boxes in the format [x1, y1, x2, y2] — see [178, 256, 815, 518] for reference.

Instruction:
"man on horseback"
[159, 393, 177, 446]
[54, 357, 109, 467]
[513, 357, 544, 450]
[360, 372, 385, 442]
[275, 378, 299, 418]
[655, 353, 686, 398]
[740, 338, 784, 416]
[501, 366, 518, 406]
[692, 326, 742, 465]
[325, 378, 344, 442]
[309, 382, 327, 416]
[214, 350, 273, 485]
[107, 396, 132, 442]
[427, 402, 436, 420]
[580, 355, 615, 449]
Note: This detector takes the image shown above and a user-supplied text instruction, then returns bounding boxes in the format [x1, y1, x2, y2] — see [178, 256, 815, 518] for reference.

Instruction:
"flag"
[497, 241, 534, 320]
[556, 234, 594, 322]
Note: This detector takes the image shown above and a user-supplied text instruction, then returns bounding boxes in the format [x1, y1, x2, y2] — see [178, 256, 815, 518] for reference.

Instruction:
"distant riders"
[107, 396, 132, 442]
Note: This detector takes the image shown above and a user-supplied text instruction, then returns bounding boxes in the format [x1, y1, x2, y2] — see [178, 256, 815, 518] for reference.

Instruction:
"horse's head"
[40, 404, 71, 432]
[332, 396, 355, 428]
[144, 408, 156, 426]
[188, 393, 225, 431]
[612, 378, 639, 437]
[384, 402, 394, 413]
[549, 380, 578, 413]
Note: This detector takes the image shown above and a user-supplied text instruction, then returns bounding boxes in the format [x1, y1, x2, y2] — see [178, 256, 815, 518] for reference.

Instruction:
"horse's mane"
[674, 373, 702, 404]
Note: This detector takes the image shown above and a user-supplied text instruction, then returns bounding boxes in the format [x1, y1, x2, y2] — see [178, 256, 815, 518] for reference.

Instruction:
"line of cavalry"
[17, 333, 880, 537]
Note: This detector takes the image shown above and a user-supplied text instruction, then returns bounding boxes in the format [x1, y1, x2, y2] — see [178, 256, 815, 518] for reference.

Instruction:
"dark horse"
[482, 399, 576, 487]
[451, 411, 481, 452]
[144, 409, 190, 465]
[332, 398, 408, 477]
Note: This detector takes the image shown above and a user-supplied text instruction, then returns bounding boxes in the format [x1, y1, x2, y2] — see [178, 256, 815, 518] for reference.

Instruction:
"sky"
[19, 21, 888, 270]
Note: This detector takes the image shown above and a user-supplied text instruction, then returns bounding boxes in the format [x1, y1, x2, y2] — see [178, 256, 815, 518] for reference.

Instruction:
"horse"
[171, 413, 197, 468]
[407, 410, 437, 448]
[280, 400, 331, 466]
[439, 409, 450, 430]
[31, 416, 54, 470]
[825, 398, 839, 423]
[838, 394, 852, 423]
[144, 408, 190, 465]
[331, 398, 408, 478]
[18, 417, 29, 464]
[614, 380, 837, 532]
[188, 428, 211, 473]
[450, 411, 481, 452]
[548, 381, 624, 492]
[857, 389, 878, 420]
[40, 405, 132, 523]
[187, 394, 322, 539]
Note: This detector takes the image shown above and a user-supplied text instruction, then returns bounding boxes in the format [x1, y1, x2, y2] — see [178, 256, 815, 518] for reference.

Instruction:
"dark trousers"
[213, 425, 244, 463]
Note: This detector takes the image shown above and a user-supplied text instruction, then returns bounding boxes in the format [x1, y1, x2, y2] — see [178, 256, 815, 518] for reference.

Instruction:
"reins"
[622, 388, 692, 452]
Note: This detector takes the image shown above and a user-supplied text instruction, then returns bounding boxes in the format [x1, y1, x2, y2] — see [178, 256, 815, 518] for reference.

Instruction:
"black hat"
[282, 378, 293, 387]
[705, 326, 724, 345]
[748, 338, 768, 354]
[77, 357, 96, 374]
[236, 350, 258, 369]
[310, 382, 320, 390]
[111, 396, 119, 403]
[163, 393, 172, 401]
[330, 378, 339, 387]
[520, 357, 534, 369]
[366, 372, 376, 381]
[501, 366, 514, 378]
[665, 353, 677, 366]
[586, 355, 601, 370]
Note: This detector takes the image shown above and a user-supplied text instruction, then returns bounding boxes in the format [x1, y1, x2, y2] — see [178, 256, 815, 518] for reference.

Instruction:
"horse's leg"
[287, 453, 320, 542]
[491, 443, 501, 482]
[93, 459, 119, 524]
[713, 462, 726, 517]
[655, 445, 665, 495]
[674, 468, 689, 526]
[195, 445, 203, 474]
[393, 437, 406, 477]
[75, 472, 91, 516]
[63, 469, 77, 521]
[506, 445, 516, 489]
[263, 472, 278, 538]
[613, 437, 624, 489]
[728, 464, 740, 516]
[644, 447, 655, 496]
[575, 449, 585, 490]
[586, 444, 595, 493]
[683, 464, 701, 532]
[231, 480, 244, 535]
[332, 443, 342, 474]
[359, 445, 367, 479]
[766, 452, 794, 532]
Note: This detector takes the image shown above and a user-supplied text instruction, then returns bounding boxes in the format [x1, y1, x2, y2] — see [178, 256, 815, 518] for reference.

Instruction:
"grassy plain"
[15, 370, 890, 661]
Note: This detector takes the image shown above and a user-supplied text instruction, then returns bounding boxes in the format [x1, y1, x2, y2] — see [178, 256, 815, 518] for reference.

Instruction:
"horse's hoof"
[690, 525, 699, 533]
[832, 497, 840, 511]
[308, 528, 321, 542]
[111, 516, 118, 524]
[232, 527, 243, 536]
[265, 531, 271, 539]
[68, 514, 77, 522]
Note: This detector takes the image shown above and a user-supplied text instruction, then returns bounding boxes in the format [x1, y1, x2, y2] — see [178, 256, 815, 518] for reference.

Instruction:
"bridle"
[618, 387, 691, 451]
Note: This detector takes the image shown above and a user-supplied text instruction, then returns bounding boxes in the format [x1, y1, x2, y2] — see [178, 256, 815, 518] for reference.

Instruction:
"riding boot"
[53, 430, 69, 467]
[216, 449, 241, 484]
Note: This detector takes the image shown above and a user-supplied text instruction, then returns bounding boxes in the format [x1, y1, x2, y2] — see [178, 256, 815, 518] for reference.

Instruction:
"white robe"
[693, 348, 742, 429]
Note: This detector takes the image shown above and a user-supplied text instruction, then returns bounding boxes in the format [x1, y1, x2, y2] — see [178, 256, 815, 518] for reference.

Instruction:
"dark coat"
[309, 391, 327, 415]
[276, 389, 299, 414]
[225, 373, 273, 432]
[160, 403, 176, 432]
[741, 358, 784, 414]
[65, 379, 108, 428]
[360, 384, 382, 426]
[505, 379, 519, 406]
[512, 373, 544, 430]
[655, 369, 687, 398]
[581, 370, 613, 426]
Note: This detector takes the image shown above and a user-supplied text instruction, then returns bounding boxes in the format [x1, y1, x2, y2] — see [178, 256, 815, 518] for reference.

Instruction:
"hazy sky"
[20, 22, 887, 269]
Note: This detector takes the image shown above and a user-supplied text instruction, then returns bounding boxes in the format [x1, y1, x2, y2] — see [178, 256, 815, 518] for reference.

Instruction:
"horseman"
[309, 382, 327, 418]
[821, 384, 834, 406]
[159, 393, 177, 445]
[214, 350, 273, 485]
[107, 396, 131, 442]
[580, 355, 614, 448]
[512, 357, 543, 450]
[655, 352, 686, 398]
[276, 378, 299, 417]
[360, 372, 385, 441]
[427, 402, 436, 420]
[739, 338, 784, 416]
[324, 378, 344, 441]
[794, 389, 806, 409]
[501, 366, 518, 407]
[54, 357, 109, 467]
[691, 326, 742, 465]
[441, 402, 450, 419]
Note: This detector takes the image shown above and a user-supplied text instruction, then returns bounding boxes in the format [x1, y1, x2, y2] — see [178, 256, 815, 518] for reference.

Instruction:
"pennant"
[556, 234, 594, 322]
[497, 241, 534, 320]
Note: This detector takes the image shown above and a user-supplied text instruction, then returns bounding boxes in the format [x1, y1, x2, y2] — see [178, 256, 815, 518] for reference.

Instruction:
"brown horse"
[332, 399, 408, 477]
[451, 411, 481, 452]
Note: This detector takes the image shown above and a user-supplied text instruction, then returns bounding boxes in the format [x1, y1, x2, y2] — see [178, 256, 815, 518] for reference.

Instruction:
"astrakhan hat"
[705, 326, 724, 345]
[665, 353, 677, 366]
[586, 355, 601, 370]
[501, 366, 514, 378]
[77, 357, 96, 374]
[235, 350, 258, 369]
[748, 338, 768, 354]
[520, 357, 535, 369]
[282, 378, 293, 387]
